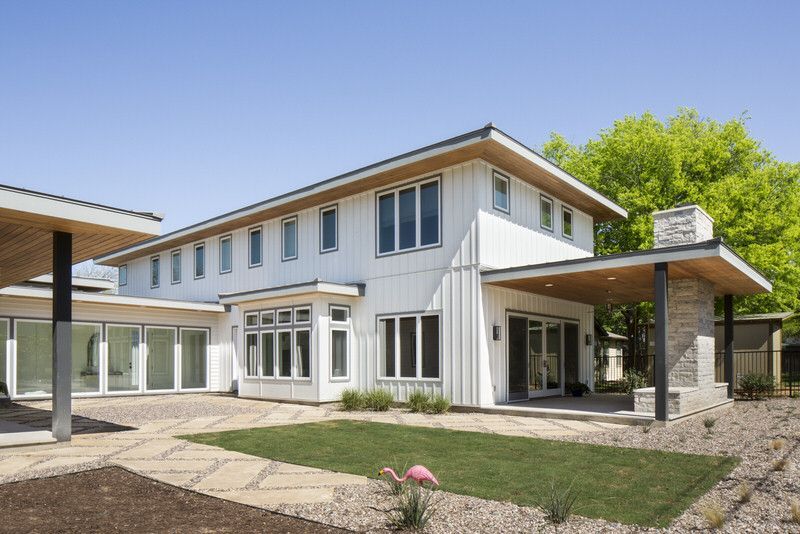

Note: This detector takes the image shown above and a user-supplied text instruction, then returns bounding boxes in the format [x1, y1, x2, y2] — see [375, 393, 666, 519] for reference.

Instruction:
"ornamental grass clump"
[700, 504, 725, 529]
[771, 438, 786, 451]
[791, 500, 800, 524]
[428, 394, 451, 414]
[364, 388, 394, 411]
[340, 388, 365, 411]
[703, 416, 716, 434]
[736, 482, 752, 503]
[738, 373, 774, 400]
[773, 458, 789, 471]
[407, 391, 430, 413]
[385, 483, 437, 531]
[540, 480, 578, 525]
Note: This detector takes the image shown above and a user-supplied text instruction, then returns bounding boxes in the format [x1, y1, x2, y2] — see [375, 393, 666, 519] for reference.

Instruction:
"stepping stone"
[208, 487, 335, 506]
[193, 460, 269, 490]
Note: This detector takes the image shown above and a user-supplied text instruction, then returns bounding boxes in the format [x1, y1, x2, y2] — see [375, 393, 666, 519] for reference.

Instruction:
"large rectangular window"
[540, 195, 553, 231]
[150, 256, 160, 288]
[320, 205, 337, 253]
[493, 171, 510, 213]
[0, 320, 7, 386]
[294, 330, 311, 379]
[72, 323, 101, 393]
[245, 332, 258, 377]
[261, 331, 274, 377]
[181, 329, 208, 389]
[220, 235, 232, 274]
[282, 216, 298, 261]
[376, 177, 440, 255]
[16, 320, 52, 395]
[378, 314, 440, 380]
[248, 227, 262, 267]
[194, 243, 205, 279]
[331, 329, 348, 378]
[146, 327, 176, 390]
[107, 325, 140, 392]
[171, 250, 181, 284]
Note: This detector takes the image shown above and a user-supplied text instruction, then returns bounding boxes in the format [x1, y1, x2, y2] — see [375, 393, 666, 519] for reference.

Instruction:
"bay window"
[377, 176, 440, 255]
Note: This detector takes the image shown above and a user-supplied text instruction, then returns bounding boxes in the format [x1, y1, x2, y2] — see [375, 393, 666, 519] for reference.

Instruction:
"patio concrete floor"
[0, 394, 624, 511]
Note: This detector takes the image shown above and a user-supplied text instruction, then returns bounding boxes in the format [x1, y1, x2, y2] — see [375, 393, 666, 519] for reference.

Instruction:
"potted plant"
[567, 381, 590, 397]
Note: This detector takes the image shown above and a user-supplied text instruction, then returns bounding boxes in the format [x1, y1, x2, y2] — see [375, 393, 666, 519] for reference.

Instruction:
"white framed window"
[378, 313, 440, 380]
[194, 243, 205, 279]
[171, 250, 181, 284]
[277, 308, 292, 325]
[244, 312, 259, 328]
[377, 176, 441, 256]
[294, 306, 311, 324]
[106, 323, 141, 394]
[220, 235, 232, 274]
[179, 328, 209, 390]
[540, 195, 553, 231]
[330, 305, 350, 323]
[294, 329, 311, 379]
[145, 326, 177, 391]
[260, 310, 275, 327]
[277, 329, 292, 377]
[320, 205, 338, 253]
[248, 226, 262, 267]
[150, 256, 160, 288]
[282, 216, 298, 261]
[260, 331, 275, 377]
[493, 171, 510, 213]
[330, 327, 349, 380]
[0, 318, 9, 389]
[118, 264, 128, 286]
[245, 332, 259, 377]
[562, 206, 574, 239]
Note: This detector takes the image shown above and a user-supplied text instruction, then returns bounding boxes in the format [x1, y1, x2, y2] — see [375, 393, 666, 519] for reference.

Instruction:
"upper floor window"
[150, 256, 160, 288]
[248, 227, 262, 267]
[171, 250, 181, 284]
[220, 235, 232, 274]
[377, 176, 440, 256]
[493, 171, 510, 213]
[562, 207, 573, 239]
[282, 216, 298, 261]
[540, 195, 553, 231]
[119, 264, 128, 286]
[194, 243, 205, 279]
[320, 205, 338, 253]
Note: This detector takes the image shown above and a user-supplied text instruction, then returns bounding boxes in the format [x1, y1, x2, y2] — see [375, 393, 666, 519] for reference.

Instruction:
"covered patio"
[0, 184, 161, 444]
[482, 205, 772, 424]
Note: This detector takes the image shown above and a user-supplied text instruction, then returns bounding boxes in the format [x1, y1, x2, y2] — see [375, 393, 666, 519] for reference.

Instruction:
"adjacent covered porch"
[482, 221, 772, 423]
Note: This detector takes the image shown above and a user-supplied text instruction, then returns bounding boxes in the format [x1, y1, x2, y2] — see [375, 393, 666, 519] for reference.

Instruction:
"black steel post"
[724, 295, 734, 399]
[654, 262, 669, 422]
[52, 231, 72, 442]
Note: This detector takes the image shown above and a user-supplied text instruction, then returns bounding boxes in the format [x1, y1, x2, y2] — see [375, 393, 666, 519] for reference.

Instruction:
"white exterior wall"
[113, 159, 598, 406]
[0, 295, 225, 400]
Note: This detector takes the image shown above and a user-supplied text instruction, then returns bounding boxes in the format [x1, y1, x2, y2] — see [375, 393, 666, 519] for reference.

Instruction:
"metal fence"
[593, 350, 800, 397]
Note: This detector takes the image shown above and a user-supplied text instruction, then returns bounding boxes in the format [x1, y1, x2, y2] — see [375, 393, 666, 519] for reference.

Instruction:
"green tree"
[543, 109, 800, 342]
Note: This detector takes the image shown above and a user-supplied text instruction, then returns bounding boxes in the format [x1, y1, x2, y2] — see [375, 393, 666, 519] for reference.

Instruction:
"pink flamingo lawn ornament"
[379, 465, 439, 487]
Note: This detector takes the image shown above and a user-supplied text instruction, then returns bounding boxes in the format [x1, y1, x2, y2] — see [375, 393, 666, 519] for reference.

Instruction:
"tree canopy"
[542, 109, 800, 331]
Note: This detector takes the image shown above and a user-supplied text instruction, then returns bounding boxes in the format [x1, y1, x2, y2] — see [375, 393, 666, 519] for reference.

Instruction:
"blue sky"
[1, 1, 798, 233]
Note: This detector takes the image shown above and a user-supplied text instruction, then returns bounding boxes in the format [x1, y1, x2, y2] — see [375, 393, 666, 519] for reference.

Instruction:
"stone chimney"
[652, 204, 714, 248]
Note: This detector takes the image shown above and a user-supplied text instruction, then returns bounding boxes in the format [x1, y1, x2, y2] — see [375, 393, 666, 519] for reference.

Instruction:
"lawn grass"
[180, 420, 738, 527]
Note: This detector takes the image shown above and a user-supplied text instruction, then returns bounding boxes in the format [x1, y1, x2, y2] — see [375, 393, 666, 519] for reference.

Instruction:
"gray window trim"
[375, 174, 442, 258]
[219, 234, 233, 275]
[540, 194, 554, 232]
[319, 204, 338, 254]
[248, 226, 263, 268]
[150, 255, 160, 289]
[329, 304, 351, 323]
[281, 216, 298, 262]
[170, 249, 181, 285]
[562, 205, 574, 240]
[193, 242, 205, 280]
[375, 310, 442, 381]
[118, 264, 128, 286]
[492, 170, 510, 214]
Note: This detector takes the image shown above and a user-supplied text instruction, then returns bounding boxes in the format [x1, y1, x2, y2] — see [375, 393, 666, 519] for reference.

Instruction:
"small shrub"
[736, 481, 752, 503]
[340, 388, 365, 411]
[791, 500, 800, 524]
[641, 423, 652, 434]
[385, 483, 437, 531]
[364, 389, 394, 411]
[540, 480, 578, 525]
[428, 394, 451, 414]
[407, 391, 430, 413]
[703, 416, 716, 434]
[773, 458, 789, 471]
[770, 438, 786, 451]
[738, 373, 774, 400]
[621, 369, 648, 394]
[700, 504, 725, 529]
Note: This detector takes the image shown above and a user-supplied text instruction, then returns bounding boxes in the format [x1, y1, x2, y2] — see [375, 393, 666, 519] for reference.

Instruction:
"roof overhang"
[96, 125, 627, 266]
[0, 184, 161, 288]
[482, 239, 772, 305]
[0, 286, 225, 313]
[219, 280, 365, 305]
[27, 274, 116, 292]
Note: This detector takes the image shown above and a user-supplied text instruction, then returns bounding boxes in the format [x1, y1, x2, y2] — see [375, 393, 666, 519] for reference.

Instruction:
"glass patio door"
[507, 316, 529, 401]
[508, 314, 567, 401]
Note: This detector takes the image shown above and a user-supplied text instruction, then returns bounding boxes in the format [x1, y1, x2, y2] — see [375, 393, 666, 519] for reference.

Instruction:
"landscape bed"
[181, 419, 738, 527]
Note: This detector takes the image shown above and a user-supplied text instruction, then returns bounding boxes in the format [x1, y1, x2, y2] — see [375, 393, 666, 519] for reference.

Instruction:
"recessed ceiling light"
[607, 277, 617, 280]
[545, 283, 554, 287]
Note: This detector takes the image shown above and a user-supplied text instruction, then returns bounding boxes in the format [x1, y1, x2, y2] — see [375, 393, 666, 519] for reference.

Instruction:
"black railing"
[593, 350, 800, 397]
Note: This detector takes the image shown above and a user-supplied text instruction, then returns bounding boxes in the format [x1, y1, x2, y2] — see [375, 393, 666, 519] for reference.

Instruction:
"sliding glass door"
[146, 327, 176, 391]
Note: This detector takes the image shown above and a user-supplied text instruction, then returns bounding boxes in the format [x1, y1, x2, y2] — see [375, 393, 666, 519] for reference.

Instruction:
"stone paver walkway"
[0, 394, 623, 511]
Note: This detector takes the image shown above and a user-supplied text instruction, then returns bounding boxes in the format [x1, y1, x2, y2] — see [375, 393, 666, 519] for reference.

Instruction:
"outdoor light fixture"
[493, 325, 502, 341]
[607, 277, 617, 280]
[585, 334, 593, 346]
[545, 283, 554, 287]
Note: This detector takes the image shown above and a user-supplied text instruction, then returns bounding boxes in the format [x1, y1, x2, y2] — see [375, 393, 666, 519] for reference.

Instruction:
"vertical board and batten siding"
[0, 296, 225, 399]
[480, 285, 595, 404]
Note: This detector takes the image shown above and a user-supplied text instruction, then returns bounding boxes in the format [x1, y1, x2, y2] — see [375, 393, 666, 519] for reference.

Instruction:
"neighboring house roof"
[218, 279, 365, 305]
[482, 238, 772, 305]
[0, 285, 225, 313]
[0, 183, 161, 288]
[713, 311, 795, 323]
[95, 125, 628, 266]
[594, 321, 628, 341]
